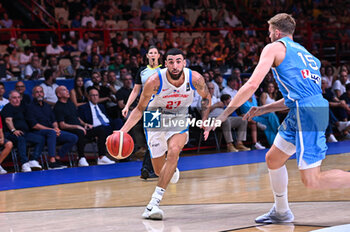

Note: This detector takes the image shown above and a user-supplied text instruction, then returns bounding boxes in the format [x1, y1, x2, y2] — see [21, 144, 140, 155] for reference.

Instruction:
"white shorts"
[273, 133, 322, 170]
[144, 128, 189, 158]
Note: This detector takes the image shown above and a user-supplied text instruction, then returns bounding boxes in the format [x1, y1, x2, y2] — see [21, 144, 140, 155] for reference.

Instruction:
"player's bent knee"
[265, 153, 283, 169]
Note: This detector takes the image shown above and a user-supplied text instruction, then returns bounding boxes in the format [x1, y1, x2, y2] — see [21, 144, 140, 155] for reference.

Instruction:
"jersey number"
[297, 52, 318, 70]
[166, 101, 181, 109]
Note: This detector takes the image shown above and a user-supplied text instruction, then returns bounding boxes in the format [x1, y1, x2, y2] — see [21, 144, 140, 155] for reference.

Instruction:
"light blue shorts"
[276, 94, 328, 168]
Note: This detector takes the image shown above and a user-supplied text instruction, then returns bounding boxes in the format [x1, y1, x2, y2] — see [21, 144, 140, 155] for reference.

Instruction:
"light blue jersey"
[272, 37, 322, 108]
[272, 37, 328, 167]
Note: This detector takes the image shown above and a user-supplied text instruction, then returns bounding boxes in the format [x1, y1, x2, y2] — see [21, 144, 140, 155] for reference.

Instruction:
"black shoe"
[48, 161, 66, 170]
[148, 172, 158, 179]
[56, 160, 67, 168]
[141, 168, 150, 179]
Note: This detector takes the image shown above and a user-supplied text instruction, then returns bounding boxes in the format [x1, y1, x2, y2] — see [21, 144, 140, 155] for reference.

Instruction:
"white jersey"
[147, 67, 195, 116]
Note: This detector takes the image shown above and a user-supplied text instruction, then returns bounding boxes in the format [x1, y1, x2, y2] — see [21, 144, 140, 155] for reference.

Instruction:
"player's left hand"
[243, 106, 265, 121]
[203, 124, 217, 141]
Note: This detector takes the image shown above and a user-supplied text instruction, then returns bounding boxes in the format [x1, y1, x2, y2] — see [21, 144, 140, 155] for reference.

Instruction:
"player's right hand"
[122, 106, 129, 118]
[243, 106, 264, 121]
[203, 125, 216, 141]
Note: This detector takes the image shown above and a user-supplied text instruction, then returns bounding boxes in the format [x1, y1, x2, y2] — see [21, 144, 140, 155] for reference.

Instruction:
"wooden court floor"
[1, 153, 350, 231]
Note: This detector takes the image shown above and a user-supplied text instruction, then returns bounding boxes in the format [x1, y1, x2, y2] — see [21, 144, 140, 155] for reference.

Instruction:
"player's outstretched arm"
[192, 71, 211, 122]
[243, 98, 288, 121]
[120, 74, 159, 133]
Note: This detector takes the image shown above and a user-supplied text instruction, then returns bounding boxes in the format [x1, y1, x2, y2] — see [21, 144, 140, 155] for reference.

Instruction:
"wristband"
[11, 129, 16, 133]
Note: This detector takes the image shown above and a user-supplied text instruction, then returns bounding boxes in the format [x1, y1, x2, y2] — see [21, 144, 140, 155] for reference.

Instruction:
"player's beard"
[168, 69, 183, 80]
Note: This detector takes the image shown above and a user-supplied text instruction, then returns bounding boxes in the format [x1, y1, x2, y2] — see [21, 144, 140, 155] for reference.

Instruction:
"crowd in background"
[0, 0, 348, 173]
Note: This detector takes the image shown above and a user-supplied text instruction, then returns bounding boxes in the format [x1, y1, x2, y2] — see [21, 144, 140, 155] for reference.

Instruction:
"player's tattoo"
[153, 85, 160, 92]
[193, 77, 209, 94]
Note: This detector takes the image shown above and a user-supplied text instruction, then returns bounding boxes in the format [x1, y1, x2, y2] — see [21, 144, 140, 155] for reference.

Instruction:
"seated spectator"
[7, 47, 20, 76]
[222, 76, 238, 99]
[62, 39, 77, 58]
[89, 71, 112, 106]
[2, 90, 44, 172]
[213, 73, 225, 93]
[78, 88, 116, 165]
[19, 47, 33, 67]
[323, 65, 335, 88]
[225, 11, 242, 28]
[63, 55, 85, 79]
[2, 54, 15, 80]
[0, 82, 9, 111]
[40, 69, 58, 106]
[0, 12, 13, 28]
[81, 8, 96, 28]
[78, 32, 93, 53]
[24, 55, 43, 80]
[340, 83, 350, 119]
[332, 71, 350, 98]
[53, 86, 114, 166]
[70, 75, 88, 108]
[171, 9, 185, 28]
[199, 83, 250, 152]
[17, 33, 31, 52]
[15, 81, 31, 105]
[26, 86, 78, 169]
[46, 39, 64, 57]
[0, 114, 13, 174]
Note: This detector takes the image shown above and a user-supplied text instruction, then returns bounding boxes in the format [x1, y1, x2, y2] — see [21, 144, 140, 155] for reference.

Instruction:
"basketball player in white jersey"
[120, 48, 211, 220]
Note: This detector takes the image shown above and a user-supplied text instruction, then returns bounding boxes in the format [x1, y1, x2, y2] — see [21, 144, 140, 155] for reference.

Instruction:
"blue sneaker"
[255, 206, 294, 224]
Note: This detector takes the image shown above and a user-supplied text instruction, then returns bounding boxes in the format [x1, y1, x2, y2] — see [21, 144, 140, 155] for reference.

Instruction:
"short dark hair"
[0, 82, 5, 88]
[87, 86, 99, 95]
[165, 48, 184, 60]
[227, 76, 238, 83]
[220, 94, 231, 102]
[44, 69, 54, 81]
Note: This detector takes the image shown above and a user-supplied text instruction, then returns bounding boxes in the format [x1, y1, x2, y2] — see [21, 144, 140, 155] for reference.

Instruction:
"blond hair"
[268, 13, 296, 35]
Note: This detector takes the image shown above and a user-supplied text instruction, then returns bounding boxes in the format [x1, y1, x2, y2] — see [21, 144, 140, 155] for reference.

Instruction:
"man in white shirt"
[45, 40, 64, 56]
[25, 55, 43, 80]
[0, 82, 9, 111]
[222, 76, 238, 99]
[332, 71, 350, 98]
[40, 69, 58, 106]
[81, 9, 96, 27]
[225, 11, 242, 27]
[78, 32, 93, 52]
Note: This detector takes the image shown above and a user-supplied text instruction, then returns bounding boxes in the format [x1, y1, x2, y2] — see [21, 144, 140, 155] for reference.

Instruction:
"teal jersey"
[272, 37, 322, 107]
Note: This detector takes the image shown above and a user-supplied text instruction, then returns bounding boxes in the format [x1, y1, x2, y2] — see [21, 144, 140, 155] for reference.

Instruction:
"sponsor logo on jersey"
[186, 82, 190, 91]
[301, 69, 321, 84]
[162, 88, 169, 91]
[162, 93, 189, 98]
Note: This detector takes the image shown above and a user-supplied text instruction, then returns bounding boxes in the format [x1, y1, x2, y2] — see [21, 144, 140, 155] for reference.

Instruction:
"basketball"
[105, 131, 134, 160]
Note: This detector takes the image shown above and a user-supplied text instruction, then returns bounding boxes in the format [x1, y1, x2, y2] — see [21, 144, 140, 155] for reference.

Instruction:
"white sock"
[269, 165, 290, 213]
[148, 186, 165, 208]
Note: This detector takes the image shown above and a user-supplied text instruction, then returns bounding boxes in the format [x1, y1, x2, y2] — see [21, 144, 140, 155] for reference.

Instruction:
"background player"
[205, 13, 350, 223]
[120, 48, 211, 220]
[122, 45, 162, 179]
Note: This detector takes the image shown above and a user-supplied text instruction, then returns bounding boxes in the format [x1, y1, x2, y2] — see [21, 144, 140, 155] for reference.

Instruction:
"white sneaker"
[0, 165, 7, 174]
[29, 160, 42, 169]
[97, 156, 116, 165]
[255, 205, 294, 223]
[337, 121, 350, 132]
[170, 168, 180, 184]
[142, 205, 164, 220]
[257, 122, 267, 131]
[327, 134, 338, 143]
[254, 142, 266, 150]
[21, 162, 32, 172]
[78, 157, 89, 167]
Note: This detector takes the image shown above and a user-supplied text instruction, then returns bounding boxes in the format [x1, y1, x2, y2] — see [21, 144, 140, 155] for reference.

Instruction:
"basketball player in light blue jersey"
[205, 13, 350, 223]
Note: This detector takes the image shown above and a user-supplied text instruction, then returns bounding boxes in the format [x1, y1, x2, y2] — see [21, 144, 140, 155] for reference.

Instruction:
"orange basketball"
[105, 131, 134, 160]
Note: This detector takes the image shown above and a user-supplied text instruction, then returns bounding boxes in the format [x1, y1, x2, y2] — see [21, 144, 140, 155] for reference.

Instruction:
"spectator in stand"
[0, 114, 13, 174]
[54, 86, 91, 166]
[200, 84, 250, 152]
[62, 39, 77, 58]
[19, 47, 33, 67]
[171, 9, 185, 28]
[141, 0, 153, 20]
[46, 38, 64, 57]
[77, 88, 116, 165]
[111, 33, 127, 53]
[332, 71, 350, 98]
[26, 86, 78, 169]
[108, 55, 124, 74]
[2, 90, 44, 172]
[64, 55, 85, 79]
[116, 73, 133, 118]
[222, 76, 238, 99]
[123, 31, 138, 49]
[17, 33, 31, 52]
[71, 13, 82, 29]
[0, 82, 9, 111]
[15, 81, 31, 105]
[40, 69, 58, 106]
[0, 12, 13, 28]
[24, 55, 43, 80]
[70, 75, 87, 108]
[119, 0, 132, 20]
[78, 32, 93, 53]
[7, 47, 20, 77]
[213, 73, 225, 92]
[323, 65, 335, 88]
[89, 71, 112, 106]
[81, 8, 96, 28]
[340, 83, 350, 120]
